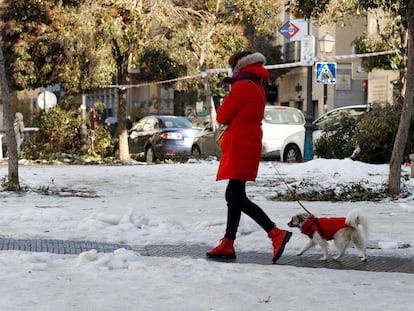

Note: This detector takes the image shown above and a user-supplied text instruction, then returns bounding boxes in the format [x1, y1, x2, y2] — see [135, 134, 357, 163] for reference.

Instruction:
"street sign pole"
[279, 18, 315, 161]
[302, 22, 315, 161]
[304, 64, 314, 161]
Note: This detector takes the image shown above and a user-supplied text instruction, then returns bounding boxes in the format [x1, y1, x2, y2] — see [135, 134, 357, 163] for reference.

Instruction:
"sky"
[0, 158, 414, 311]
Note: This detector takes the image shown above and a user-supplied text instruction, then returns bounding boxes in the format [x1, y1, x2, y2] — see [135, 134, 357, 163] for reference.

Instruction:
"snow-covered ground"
[0, 158, 413, 311]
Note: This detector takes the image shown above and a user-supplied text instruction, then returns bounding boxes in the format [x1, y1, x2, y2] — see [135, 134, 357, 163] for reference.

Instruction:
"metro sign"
[279, 20, 300, 40]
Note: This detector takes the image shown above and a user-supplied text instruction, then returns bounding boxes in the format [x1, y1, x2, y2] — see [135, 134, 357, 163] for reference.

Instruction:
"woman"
[206, 51, 292, 263]
[14, 112, 25, 155]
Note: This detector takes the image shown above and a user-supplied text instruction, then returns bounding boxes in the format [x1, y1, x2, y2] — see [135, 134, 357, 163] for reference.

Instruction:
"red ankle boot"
[206, 238, 236, 259]
[268, 227, 292, 263]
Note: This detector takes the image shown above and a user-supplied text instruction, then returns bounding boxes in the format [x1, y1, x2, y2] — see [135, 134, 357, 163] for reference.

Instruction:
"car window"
[143, 118, 158, 131]
[160, 117, 192, 128]
[315, 111, 340, 130]
[315, 108, 366, 130]
[164, 121, 174, 128]
[132, 119, 146, 131]
[264, 109, 304, 125]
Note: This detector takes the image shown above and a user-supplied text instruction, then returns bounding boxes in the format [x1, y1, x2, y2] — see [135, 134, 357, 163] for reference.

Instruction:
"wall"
[276, 14, 384, 119]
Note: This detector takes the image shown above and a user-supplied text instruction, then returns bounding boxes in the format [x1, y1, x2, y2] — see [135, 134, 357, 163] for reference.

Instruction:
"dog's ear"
[298, 214, 308, 222]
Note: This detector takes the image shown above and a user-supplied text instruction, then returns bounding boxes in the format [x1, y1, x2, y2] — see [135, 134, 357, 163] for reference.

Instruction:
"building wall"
[332, 18, 367, 109]
[368, 69, 399, 104]
[335, 63, 366, 109]
[276, 11, 398, 119]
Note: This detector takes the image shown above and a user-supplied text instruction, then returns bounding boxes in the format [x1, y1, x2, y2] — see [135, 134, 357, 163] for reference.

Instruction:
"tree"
[162, 0, 284, 127]
[290, 0, 414, 195]
[0, 41, 19, 187]
[1, 0, 284, 163]
[0, 0, 182, 163]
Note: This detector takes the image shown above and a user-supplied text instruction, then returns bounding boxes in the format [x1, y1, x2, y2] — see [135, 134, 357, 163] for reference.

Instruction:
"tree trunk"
[118, 88, 130, 163]
[0, 42, 19, 186]
[117, 58, 131, 164]
[388, 2, 414, 195]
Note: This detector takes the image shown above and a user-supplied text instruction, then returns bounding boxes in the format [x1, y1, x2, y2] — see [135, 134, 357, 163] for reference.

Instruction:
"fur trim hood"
[233, 52, 266, 73]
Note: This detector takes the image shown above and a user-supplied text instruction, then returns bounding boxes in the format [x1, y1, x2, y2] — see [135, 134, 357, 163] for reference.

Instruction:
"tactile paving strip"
[0, 238, 131, 254]
[1, 238, 413, 274]
[145, 244, 414, 273]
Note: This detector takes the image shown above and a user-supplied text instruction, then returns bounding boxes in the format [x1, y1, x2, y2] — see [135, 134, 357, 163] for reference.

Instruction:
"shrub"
[314, 103, 414, 164]
[353, 103, 400, 163]
[23, 107, 81, 159]
[313, 113, 360, 159]
[353, 103, 414, 164]
[22, 105, 115, 161]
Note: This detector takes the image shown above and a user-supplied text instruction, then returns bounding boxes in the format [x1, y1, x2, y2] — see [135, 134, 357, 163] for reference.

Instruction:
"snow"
[1, 158, 414, 311]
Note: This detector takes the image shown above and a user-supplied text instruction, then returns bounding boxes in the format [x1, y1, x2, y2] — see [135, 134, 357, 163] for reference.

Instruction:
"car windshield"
[315, 108, 367, 130]
[159, 117, 192, 129]
[263, 109, 304, 125]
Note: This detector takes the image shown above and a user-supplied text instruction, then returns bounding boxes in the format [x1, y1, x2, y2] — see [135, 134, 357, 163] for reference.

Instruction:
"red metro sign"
[279, 21, 300, 40]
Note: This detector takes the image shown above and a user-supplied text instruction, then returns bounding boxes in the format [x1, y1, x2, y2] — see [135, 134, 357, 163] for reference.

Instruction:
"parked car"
[312, 105, 370, 142]
[261, 105, 305, 162]
[191, 124, 222, 159]
[191, 106, 305, 163]
[128, 115, 202, 163]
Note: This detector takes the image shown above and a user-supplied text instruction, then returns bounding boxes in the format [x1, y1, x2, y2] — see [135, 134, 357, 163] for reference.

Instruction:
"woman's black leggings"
[224, 179, 275, 240]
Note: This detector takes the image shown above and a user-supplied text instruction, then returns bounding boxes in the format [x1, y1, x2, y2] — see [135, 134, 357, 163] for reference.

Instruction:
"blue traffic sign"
[316, 62, 337, 84]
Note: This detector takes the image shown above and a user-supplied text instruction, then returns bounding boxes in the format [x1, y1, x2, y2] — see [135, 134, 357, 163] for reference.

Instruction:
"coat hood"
[233, 52, 266, 73]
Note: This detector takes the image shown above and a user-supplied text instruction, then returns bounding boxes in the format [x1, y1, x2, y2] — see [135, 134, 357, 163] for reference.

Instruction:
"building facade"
[276, 11, 398, 120]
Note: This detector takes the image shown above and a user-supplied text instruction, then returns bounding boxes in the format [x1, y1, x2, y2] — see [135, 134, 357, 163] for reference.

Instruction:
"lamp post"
[319, 33, 336, 113]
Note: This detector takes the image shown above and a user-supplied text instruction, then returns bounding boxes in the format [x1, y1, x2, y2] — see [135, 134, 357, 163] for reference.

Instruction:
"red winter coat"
[216, 63, 269, 181]
[301, 217, 348, 240]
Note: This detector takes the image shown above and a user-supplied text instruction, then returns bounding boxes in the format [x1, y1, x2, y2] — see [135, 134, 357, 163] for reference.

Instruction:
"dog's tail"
[346, 209, 368, 238]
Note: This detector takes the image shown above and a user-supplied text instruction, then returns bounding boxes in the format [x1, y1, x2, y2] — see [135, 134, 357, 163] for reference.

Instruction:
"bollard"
[410, 154, 414, 178]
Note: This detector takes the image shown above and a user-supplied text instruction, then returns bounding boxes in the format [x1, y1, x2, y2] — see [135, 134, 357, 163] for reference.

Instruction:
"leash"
[269, 161, 314, 217]
[269, 162, 328, 237]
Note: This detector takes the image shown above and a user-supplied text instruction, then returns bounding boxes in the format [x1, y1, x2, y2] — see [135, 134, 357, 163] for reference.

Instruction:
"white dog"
[287, 209, 368, 261]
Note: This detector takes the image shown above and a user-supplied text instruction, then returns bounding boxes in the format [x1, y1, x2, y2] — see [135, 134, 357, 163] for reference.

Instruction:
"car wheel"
[145, 146, 156, 163]
[283, 145, 302, 163]
[191, 145, 201, 159]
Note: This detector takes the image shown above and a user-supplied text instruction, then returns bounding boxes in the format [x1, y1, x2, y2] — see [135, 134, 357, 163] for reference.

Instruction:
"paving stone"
[0, 238, 413, 274]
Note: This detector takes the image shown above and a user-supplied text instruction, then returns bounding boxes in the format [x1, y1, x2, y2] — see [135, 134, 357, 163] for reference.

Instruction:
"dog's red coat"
[301, 217, 348, 240]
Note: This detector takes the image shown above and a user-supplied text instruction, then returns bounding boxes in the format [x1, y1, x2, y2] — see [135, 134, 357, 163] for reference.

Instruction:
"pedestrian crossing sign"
[316, 62, 337, 84]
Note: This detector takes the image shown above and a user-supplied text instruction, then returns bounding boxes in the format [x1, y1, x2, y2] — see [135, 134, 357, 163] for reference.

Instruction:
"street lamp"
[319, 32, 335, 54]
[319, 32, 336, 113]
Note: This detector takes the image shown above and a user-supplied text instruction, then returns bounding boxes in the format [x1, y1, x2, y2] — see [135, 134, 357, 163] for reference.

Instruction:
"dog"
[287, 209, 368, 261]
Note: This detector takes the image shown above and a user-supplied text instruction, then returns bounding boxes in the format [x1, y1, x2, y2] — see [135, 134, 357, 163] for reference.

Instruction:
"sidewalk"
[1, 237, 413, 274]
